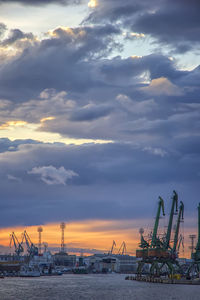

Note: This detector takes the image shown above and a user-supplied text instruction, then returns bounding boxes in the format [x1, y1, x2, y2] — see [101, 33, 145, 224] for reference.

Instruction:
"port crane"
[137, 196, 165, 275]
[118, 242, 127, 255]
[136, 191, 184, 277]
[108, 240, 116, 255]
[9, 232, 24, 256]
[187, 203, 200, 277]
[163, 191, 178, 250]
[158, 200, 184, 275]
[22, 230, 38, 257]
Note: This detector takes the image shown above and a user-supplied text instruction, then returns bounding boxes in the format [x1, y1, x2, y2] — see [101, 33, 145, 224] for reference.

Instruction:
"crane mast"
[151, 197, 165, 248]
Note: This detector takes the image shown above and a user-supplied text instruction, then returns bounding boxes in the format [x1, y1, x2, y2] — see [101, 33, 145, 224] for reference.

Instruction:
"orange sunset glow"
[0, 218, 191, 258]
[0, 219, 139, 255]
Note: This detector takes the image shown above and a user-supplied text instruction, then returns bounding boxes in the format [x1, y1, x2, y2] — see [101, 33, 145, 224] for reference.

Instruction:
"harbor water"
[0, 274, 199, 300]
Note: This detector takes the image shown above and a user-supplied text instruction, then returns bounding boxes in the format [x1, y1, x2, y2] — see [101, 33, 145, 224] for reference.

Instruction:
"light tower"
[60, 222, 66, 253]
[37, 226, 43, 255]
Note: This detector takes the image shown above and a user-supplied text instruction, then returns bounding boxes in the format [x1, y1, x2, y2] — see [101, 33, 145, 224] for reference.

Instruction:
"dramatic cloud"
[28, 165, 78, 185]
[0, 0, 199, 233]
[0, 140, 199, 227]
[85, 0, 200, 53]
[0, 24, 121, 100]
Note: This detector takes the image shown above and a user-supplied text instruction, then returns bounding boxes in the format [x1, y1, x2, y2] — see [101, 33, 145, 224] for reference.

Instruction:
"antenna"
[60, 222, 66, 253]
[37, 226, 43, 255]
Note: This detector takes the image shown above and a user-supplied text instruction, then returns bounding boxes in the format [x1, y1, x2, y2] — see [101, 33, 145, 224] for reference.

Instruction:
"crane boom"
[118, 241, 127, 255]
[109, 240, 116, 255]
[172, 201, 184, 253]
[122, 242, 127, 255]
[22, 230, 38, 257]
[151, 196, 165, 248]
[164, 190, 178, 250]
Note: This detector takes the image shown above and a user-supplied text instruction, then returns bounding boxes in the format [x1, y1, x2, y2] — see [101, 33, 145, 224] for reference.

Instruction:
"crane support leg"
[137, 261, 145, 275]
[150, 261, 160, 277]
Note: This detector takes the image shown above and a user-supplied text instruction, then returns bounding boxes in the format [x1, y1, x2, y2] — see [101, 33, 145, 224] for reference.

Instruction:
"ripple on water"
[0, 274, 199, 300]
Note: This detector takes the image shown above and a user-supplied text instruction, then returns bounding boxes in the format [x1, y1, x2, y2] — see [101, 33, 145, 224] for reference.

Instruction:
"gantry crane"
[159, 200, 184, 275]
[136, 191, 184, 277]
[136, 196, 165, 275]
[22, 230, 38, 257]
[118, 241, 127, 255]
[187, 203, 200, 277]
[10, 232, 24, 257]
[108, 240, 116, 255]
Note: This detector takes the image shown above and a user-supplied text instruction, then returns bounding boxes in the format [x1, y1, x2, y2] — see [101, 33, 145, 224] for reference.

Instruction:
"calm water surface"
[0, 274, 199, 300]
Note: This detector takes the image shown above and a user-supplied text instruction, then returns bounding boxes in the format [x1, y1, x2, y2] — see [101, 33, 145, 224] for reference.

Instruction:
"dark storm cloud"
[0, 24, 121, 100]
[0, 5, 199, 230]
[0, 0, 81, 5]
[86, 0, 200, 53]
[0, 53, 199, 143]
[99, 54, 185, 82]
[132, 0, 200, 53]
[0, 141, 199, 226]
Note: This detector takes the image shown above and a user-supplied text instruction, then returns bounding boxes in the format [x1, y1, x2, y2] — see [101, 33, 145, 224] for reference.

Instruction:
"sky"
[0, 0, 200, 257]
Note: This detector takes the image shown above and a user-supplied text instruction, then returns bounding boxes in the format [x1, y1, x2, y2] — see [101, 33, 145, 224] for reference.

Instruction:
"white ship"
[19, 265, 40, 277]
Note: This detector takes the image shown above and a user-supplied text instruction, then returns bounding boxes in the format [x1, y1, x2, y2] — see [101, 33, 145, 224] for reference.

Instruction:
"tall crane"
[10, 232, 24, 256]
[172, 201, 184, 254]
[118, 241, 127, 255]
[194, 203, 200, 256]
[187, 203, 200, 277]
[151, 197, 165, 248]
[109, 240, 116, 255]
[22, 230, 38, 257]
[163, 190, 178, 250]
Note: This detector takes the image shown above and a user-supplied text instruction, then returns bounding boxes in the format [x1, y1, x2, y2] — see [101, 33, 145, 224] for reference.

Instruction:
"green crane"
[195, 203, 200, 252]
[187, 204, 200, 277]
[163, 190, 178, 250]
[193, 203, 200, 261]
[172, 201, 184, 254]
[151, 196, 165, 248]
